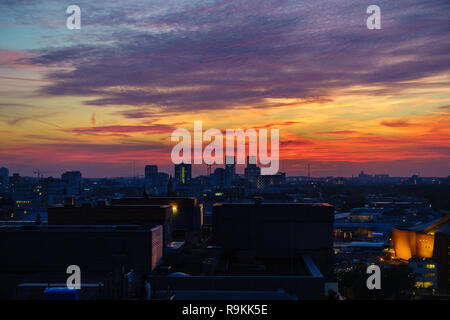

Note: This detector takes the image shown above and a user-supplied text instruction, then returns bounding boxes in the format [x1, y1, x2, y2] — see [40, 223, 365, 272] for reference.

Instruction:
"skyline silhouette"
[1, 0, 449, 177]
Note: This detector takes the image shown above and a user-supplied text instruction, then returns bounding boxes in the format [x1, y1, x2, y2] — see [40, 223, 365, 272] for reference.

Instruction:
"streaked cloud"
[1, 0, 449, 176]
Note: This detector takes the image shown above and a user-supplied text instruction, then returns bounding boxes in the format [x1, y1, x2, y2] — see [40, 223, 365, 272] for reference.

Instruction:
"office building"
[225, 156, 236, 188]
[61, 171, 82, 195]
[175, 163, 191, 185]
[244, 156, 260, 187]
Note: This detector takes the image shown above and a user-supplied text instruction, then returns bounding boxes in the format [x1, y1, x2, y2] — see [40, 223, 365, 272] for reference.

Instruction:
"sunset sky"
[0, 0, 449, 177]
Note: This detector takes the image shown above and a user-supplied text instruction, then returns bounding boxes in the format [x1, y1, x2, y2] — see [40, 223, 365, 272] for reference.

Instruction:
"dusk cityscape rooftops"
[0, 162, 449, 301]
[1, 0, 449, 310]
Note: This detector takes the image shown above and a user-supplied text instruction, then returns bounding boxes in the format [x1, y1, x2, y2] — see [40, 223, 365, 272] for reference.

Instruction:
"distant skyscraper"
[174, 163, 192, 185]
[0, 167, 9, 178]
[213, 168, 226, 188]
[158, 172, 169, 185]
[0, 167, 9, 192]
[61, 171, 82, 195]
[8, 173, 20, 194]
[244, 156, 260, 187]
[145, 165, 159, 187]
[144, 165, 159, 195]
[225, 156, 236, 188]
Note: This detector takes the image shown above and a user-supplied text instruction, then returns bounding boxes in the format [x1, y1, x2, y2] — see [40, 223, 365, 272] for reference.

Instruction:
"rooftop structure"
[0, 224, 163, 273]
[391, 215, 450, 290]
[212, 202, 335, 280]
[48, 203, 172, 245]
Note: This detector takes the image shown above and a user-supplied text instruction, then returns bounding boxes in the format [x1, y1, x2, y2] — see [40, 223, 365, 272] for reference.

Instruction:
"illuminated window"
[426, 264, 435, 269]
[425, 273, 435, 278]
[415, 281, 434, 288]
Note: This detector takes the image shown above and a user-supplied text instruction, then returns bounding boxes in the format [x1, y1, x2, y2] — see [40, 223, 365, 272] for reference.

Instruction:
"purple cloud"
[19, 0, 450, 115]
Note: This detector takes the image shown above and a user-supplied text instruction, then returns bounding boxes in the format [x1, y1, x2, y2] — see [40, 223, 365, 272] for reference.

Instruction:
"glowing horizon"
[1, 0, 449, 178]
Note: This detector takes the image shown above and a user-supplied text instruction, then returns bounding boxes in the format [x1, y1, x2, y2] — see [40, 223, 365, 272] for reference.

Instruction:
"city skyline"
[1, 0, 449, 177]
[1, 163, 448, 180]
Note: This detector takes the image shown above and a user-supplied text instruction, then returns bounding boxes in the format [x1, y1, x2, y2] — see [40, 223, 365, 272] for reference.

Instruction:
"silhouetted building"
[145, 165, 158, 186]
[212, 168, 225, 188]
[244, 156, 260, 187]
[61, 171, 82, 195]
[174, 163, 191, 185]
[225, 156, 236, 188]
[111, 197, 203, 242]
[410, 174, 422, 185]
[0, 224, 163, 299]
[0, 167, 9, 192]
[433, 227, 450, 290]
[48, 203, 173, 245]
[256, 172, 286, 190]
[8, 173, 21, 194]
[145, 201, 335, 299]
[212, 202, 335, 280]
[0, 195, 14, 220]
[0, 224, 162, 273]
[158, 172, 169, 185]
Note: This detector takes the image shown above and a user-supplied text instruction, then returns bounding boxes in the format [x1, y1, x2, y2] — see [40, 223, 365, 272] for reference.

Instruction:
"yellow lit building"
[391, 215, 450, 290]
